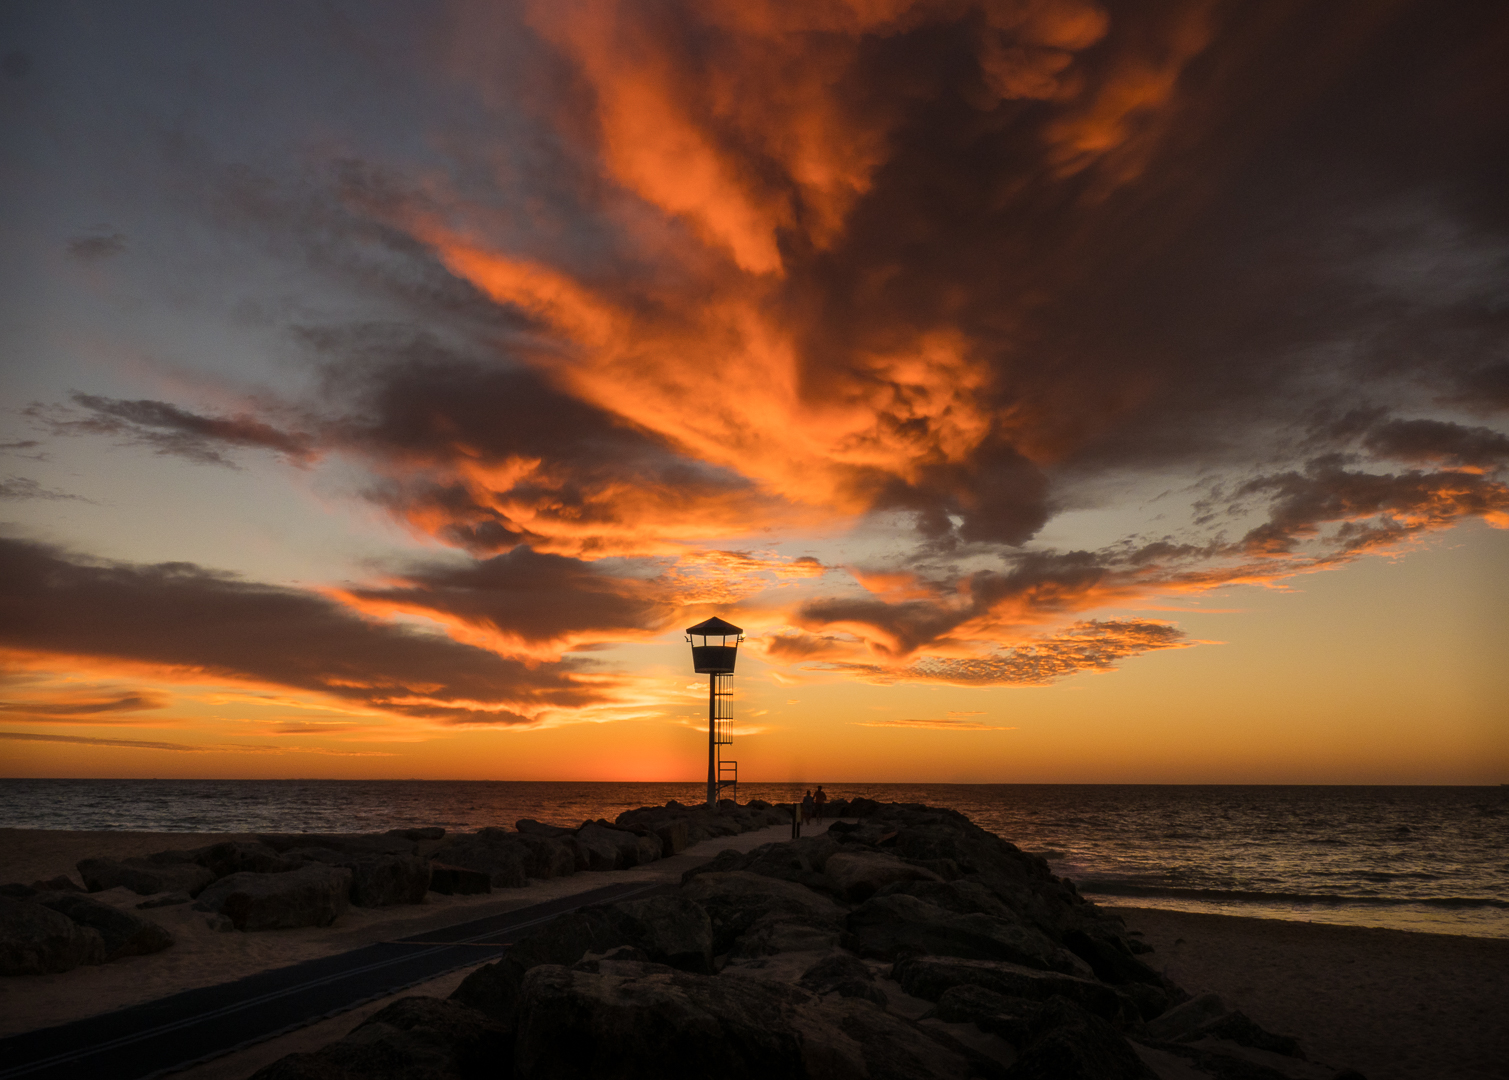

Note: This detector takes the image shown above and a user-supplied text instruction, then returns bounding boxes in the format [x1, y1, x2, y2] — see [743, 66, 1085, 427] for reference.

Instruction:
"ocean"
[2, 780, 1505, 939]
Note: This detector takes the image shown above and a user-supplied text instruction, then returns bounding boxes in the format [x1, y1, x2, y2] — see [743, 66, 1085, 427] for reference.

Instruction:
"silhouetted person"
[801, 789, 815, 824]
[814, 786, 827, 821]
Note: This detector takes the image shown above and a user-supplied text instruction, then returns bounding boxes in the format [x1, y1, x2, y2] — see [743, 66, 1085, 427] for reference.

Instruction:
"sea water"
[2, 779, 1504, 938]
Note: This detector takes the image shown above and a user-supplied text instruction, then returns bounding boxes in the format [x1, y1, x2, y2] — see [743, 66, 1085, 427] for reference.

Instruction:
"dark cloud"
[0, 538, 611, 725]
[0, 476, 88, 501]
[829, 619, 1191, 686]
[343, 546, 670, 648]
[1236, 461, 1509, 556]
[31, 394, 317, 468]
[1361, 418, 1509, 469]
[67, 232, 126, 260]
[0, 691, 168, 722]
[0, 731, 395, 756]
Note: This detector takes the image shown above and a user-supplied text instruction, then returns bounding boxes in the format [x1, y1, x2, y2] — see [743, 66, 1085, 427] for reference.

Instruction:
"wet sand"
[1120, 905, 1509, 1080]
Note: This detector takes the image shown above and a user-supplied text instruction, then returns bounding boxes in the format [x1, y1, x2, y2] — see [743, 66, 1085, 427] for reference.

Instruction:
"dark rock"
[346, 854, 432, 907]
[249, 995, 508, 1080]
[798, 951, 889, 1005]
[77, 857, 216, 898]
[848, 797, 882, 816]
[598, 894, 715, 974]
[876, 879, 1021, 921]
[923, 984, 1038, 1045]
[1004, 996, 1159, 1079]
[569, 824, 623, 871]
[434, 830, 530, 888]
[33, 891, 174, 960]
[846, 893, 1082, 974]
[513, 963, 975, 1080]
[385, 827, 446, 842]
[256, 833, 415, 856]
[683, 835, 840, 893]
[516, 819, 573, 838]
[826, 850, 943, 901]
[653, 819, 689, 856]
[514, 835, 576, 880]
[681, 871, 846, 956]
[576, 823, 657, 869]
[1184, 1010, 1307, 1059]
[893, 955, 1131, 1025]
[1145, 992, 1226, 1041]
[138, 892, 192, 909]
[429, 864, 491, 896]
[0, 896, 105, 975]
[187, 841, 304, 879]
[32, 875, 83, 893]
[1062, 927, 1171, 990]
[193, 865, 352, 930]
[281, 846, 347, 866]
[0, 884, 36, 899]
[451, 893, 712, 1028]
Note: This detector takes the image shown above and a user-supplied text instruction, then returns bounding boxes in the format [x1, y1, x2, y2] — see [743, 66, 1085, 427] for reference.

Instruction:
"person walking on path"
[801, 789, 815, 824]
[814, 786, 827, 821]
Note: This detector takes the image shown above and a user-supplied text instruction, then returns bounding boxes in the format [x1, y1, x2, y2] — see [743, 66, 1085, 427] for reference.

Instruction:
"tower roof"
[685, 616, 743, 636]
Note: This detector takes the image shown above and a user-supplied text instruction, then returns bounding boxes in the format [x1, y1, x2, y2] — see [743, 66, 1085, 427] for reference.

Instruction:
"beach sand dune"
[1121, 906, 1509, 1080]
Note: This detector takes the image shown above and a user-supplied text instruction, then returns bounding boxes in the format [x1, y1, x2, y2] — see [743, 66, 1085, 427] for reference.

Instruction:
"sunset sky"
[2, 0, 1505, 784]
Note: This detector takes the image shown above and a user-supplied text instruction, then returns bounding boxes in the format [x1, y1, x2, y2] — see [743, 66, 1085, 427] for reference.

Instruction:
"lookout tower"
[686, 616, 742, 810]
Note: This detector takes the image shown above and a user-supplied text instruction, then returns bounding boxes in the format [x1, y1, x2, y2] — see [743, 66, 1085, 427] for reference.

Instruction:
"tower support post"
[706, 672, 717, 810]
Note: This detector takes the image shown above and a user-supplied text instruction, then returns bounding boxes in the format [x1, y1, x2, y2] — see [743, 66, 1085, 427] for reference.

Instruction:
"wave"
[1075, 881, 1509, 909]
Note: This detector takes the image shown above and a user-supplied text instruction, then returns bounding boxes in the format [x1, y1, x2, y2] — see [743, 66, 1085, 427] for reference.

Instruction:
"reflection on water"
[2, 779, 1503, 938]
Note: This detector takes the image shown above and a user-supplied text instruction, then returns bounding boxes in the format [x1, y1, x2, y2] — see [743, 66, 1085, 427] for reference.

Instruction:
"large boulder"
[514, 835, 577, 881]
[345, 854, 432, 907]
[160, 841, 302, 879]
[572, 825, 624, 871]
[32, 892, 174, 960]
[846, 893, 1084, 974]
[892, 955, 1131, 1026]
[799, 951, 889, 1006]
[683, 836, 841, 894]
[516, 819, 573, 838]
[434, 830, 530, 888]
[512, 962, 976, 1080]
[77, 857, 215, 898]
[577, 823, 657, 870]
[681, 871, 846, 956]
[429, 864, 491, 896]
[451, 896, 714, 1029]
[923, 983, 1038, 1045]
[0, 896, 105, 975]
[1004, 996, 1158, 1080]
[193, 865, 352, 930]
[249, 995, 508, 1080]
[825, 851, 942, 901]
[653, 820, 689, 856]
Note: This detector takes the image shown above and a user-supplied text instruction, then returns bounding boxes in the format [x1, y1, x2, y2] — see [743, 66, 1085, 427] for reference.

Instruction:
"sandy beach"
[1120, 906, 1509, 1080]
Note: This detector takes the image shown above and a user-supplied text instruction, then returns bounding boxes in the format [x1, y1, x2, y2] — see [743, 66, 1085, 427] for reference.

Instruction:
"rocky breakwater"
[0, 801, 796, 973]
[250, 800, 1362, 1080]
